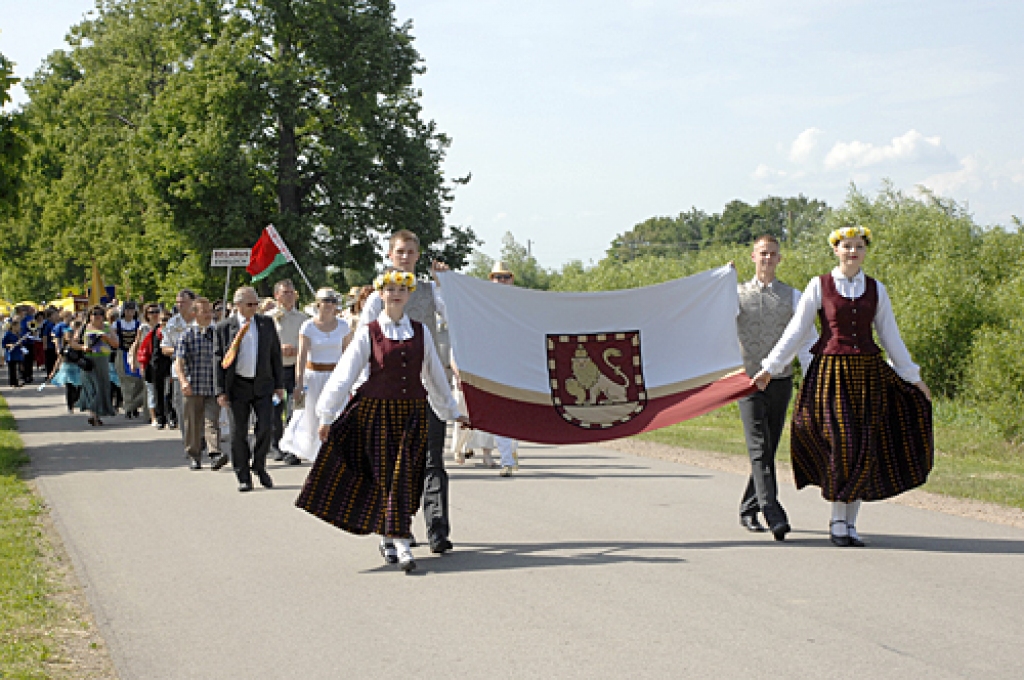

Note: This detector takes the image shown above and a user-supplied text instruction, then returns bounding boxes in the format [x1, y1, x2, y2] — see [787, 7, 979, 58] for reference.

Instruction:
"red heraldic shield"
[547, 331, 646, 430]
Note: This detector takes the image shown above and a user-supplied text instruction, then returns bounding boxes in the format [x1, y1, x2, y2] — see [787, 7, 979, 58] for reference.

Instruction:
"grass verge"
[637, 399, 1024, 510]
[0, 392, 56, 678]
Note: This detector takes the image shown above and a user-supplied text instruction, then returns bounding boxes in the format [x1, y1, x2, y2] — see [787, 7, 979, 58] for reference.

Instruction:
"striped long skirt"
[791, 354, 933, 502]
[295, 396, 429, 539]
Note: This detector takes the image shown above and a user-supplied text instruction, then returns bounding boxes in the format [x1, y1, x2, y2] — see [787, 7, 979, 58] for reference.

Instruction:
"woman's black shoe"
[829, 519, 850, 547]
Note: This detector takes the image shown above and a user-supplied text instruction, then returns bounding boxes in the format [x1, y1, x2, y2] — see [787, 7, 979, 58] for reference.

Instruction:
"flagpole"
[290, 259, 317, 298]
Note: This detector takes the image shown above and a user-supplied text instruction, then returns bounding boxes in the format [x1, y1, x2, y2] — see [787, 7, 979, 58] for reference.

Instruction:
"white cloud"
[824, 129, 953, 170]
[788, 127, 823, 164]
[752, 164, 787, 180]
[920, 155, 1024, 195]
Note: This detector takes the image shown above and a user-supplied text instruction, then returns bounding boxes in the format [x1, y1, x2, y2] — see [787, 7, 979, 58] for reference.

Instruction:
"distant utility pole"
[527, 240, 532, 257]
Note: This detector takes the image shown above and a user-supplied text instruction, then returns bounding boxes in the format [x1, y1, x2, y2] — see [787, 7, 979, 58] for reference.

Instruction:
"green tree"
[0, 50, 26, 221]
[466, 232, 551, 289]
[0, 0, 476, 302]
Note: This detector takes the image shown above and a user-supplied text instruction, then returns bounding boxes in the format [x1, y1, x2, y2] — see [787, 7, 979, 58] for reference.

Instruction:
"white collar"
[376, 310, 411, 329]
[831, 267, 864, 284]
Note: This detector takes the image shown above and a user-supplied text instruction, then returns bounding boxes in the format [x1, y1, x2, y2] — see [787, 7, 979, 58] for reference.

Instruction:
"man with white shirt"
[214, 287, 284, 492]
[161, 289, 197, 435]
[268, 279, 309, 465]
[358, 229, 455, 554]
[735, 235, 816, 541]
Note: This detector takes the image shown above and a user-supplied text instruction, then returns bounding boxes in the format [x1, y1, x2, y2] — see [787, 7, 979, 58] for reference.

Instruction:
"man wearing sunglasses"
[214, 286, 285, 492]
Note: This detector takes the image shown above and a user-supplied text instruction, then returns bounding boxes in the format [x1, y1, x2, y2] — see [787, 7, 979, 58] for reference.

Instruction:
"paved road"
[8, 385, 1024, 679]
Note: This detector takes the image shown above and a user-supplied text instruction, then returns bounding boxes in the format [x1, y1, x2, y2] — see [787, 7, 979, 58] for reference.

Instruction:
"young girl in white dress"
[280, 288, 351, 462]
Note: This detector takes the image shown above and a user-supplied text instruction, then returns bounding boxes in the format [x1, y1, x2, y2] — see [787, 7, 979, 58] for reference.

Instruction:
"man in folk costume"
[268, 278, 309, 465]
[358, 229, 455, 555]
[451, 261, 521, 476]
[214, 286, 285, 492]
[734, 235, 817, 541]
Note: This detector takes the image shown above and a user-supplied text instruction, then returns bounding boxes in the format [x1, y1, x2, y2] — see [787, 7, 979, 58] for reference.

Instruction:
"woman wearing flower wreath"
[295, 269, 469, 572]
[753, 225, 933, 547]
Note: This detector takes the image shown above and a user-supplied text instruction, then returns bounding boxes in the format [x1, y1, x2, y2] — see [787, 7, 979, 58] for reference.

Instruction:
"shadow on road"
[862, 533, 1024, 555]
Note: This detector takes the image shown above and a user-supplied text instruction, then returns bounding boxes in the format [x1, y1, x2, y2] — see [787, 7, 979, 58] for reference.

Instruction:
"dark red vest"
[356, 320, 427, 400]
[810, 274, 881, 356]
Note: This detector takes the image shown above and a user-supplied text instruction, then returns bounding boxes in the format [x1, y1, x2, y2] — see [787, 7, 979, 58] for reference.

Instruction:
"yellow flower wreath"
[373, 270, 417, 292]
[828, 225, 873, 247]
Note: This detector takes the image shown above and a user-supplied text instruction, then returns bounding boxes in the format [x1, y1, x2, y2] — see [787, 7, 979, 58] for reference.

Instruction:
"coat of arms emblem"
[546, 331, 647, 429]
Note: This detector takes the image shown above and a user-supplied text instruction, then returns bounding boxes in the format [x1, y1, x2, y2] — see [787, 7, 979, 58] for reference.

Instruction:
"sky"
[3, 0, 1022, 268]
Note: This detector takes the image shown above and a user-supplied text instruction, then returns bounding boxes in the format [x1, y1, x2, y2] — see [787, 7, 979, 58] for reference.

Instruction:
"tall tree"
[0, 0, 475, 301]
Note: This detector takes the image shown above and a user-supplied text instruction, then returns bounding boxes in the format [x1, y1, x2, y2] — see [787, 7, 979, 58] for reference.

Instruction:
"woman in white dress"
[280, 288, 351, 462]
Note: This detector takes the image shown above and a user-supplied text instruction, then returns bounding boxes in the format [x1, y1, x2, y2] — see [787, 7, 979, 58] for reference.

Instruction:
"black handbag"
[62, 345, 83, 363]
[78, 356, 94, 371]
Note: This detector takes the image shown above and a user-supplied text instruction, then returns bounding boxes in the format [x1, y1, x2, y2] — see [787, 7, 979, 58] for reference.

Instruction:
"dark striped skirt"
[791, 354, 933, 502]
[295, 396, 429, 538]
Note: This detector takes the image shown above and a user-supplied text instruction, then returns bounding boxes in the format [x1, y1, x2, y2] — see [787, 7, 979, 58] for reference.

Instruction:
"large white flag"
[437, 266, 754, 445]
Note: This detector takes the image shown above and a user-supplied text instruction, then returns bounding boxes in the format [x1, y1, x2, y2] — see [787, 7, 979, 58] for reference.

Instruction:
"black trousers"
[738, 376, 792, 528]
[21, 354, 33, 383]
[64, 384, 80, 411]
[227, 378, 274, 483]
[421, 408, 450, 542]
[45, 346, 58, 379]
[8, 361, 20, 387]
[151, 360, 172, 425]
[272, 370, 296, 449]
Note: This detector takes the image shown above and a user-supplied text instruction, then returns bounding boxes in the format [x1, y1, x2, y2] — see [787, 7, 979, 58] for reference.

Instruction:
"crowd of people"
[2, 224, 933, 572]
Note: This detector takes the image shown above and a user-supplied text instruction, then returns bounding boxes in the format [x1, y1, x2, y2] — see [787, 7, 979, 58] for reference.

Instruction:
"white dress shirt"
[233, 314, 259, 379]
[316, 311, 462, 426]
[761, 268, 921, 383]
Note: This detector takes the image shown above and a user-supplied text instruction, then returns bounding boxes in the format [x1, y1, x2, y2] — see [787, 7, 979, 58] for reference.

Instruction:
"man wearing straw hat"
[452, 261, 521, 476]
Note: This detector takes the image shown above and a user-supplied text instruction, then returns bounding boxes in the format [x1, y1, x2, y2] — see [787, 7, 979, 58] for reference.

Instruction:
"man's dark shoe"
[256, 470, 274, 489]
[429, 537, 453, 554]
[771, 522, 791, 541]
[272, 447, 286, 461]
[282, 453, 301, 465]
[211, 453, 229, 471]
[740, 515, 767, 532]
[238, 481, 253, 492]
[189, 458, 201, 471]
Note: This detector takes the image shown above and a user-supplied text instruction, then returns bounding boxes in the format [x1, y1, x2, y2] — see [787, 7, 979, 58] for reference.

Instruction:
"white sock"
[830, 502, 848, 536]
[846, 501, 862, 536]
[393, 538, 412, 559]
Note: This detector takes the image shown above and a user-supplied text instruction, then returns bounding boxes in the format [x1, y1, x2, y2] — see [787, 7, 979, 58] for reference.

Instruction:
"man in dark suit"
[214, 286, 284, 492]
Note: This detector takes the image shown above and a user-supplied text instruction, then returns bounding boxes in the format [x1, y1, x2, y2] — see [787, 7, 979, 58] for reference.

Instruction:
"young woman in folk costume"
[753, 226, 933, 547]
[295, 270, 469, 572]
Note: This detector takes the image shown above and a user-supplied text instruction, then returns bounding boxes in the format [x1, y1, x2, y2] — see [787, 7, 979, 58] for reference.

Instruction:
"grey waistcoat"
[736, 279, 797, 379]
[404, 280, 443, 356]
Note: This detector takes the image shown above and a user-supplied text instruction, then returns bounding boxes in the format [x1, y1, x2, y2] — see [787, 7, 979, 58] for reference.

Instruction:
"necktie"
[221, 321, 250, 369]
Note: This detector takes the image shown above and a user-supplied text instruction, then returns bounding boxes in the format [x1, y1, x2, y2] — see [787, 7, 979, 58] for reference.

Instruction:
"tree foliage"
[0, 0, 476, 303]
[467, 232, 552, 290]
[0, 50, 26, 221]
[607, 195, 829, 261]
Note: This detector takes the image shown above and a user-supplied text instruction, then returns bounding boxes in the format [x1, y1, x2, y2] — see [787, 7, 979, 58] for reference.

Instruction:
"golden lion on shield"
[565, 344, 629, 406]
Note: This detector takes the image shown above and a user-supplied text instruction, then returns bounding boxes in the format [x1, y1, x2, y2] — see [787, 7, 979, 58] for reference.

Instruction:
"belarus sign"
[211, 249, 251, 267]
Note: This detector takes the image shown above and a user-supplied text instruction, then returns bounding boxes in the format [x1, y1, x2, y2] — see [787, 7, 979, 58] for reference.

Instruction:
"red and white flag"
[438, 266, 755, 445]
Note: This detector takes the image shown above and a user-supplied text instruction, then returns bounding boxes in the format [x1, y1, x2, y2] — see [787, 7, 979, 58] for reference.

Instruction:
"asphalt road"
[8, 385, 1024, 679]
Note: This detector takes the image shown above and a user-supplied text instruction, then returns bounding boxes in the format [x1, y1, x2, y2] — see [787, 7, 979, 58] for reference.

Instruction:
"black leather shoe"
[256, 470, 274, 489]
[379, 541, 398, 565]
[272, 447, 286, 461]
[740, 515, 767, 532]
[282, 453, 301, 465]
[829, 520, 850, 547]
[238, 481, 253, 492]
[771, 522, 791, 541]
[189, 459, 201, 471]
[847, 526, 866, 547]
[429, 537, 453, 554]
[211, 453, 229, 471]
